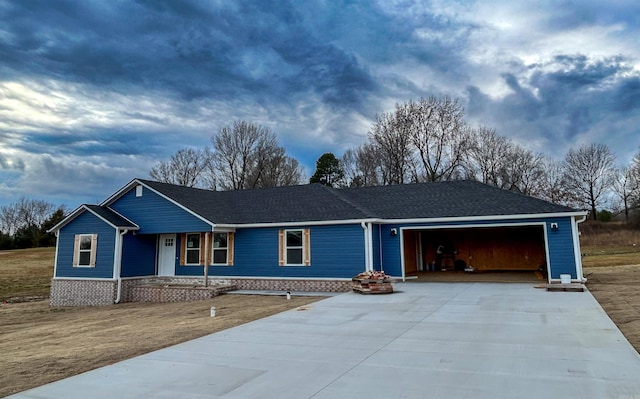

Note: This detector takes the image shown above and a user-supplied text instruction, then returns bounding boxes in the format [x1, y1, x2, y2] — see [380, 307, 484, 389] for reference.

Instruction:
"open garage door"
[403, 225, 547, 276]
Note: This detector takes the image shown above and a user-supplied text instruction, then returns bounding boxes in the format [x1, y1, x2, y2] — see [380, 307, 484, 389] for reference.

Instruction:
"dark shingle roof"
[338, 180, 577, 219]
[136, 179, 579, 225]
[85, 205, 139, 228]
[139, 180, 371, 224]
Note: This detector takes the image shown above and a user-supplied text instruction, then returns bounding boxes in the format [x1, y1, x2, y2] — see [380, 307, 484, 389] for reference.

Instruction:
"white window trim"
[74, 234, 97, 268]
[184, 233, 201, 266]
[284, 229, 304, 266]
[211, 232, 230, 266]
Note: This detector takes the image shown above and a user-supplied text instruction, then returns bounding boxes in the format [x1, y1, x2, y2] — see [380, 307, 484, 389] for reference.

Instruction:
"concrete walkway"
[8, 283, 640, 399]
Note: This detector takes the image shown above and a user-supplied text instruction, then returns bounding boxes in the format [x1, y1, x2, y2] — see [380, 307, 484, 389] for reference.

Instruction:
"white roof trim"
[47, 204, 141, 233]
[214, 218, 379, 229]
[214, 211, 587, 229]
[372, 211, 588, 225]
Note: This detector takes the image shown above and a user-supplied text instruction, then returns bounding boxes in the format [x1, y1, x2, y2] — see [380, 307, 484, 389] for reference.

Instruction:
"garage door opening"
[402, 225, 547, 281]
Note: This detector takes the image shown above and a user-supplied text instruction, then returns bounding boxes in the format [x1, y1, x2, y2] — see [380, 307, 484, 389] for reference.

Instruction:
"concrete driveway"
[7, 283, 640, 399]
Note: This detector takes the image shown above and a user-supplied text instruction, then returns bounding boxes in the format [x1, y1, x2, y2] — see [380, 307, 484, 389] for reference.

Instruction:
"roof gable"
[48, 204, 139, 233]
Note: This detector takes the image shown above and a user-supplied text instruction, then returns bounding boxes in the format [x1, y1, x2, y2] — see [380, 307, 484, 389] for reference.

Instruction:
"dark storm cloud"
[1, 0, 639, 208]
[467, 54, 640, 153]
[0, 0, 377, 107]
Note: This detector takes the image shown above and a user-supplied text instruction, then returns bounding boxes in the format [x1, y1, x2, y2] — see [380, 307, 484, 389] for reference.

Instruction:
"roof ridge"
[320, 185, 377, 219]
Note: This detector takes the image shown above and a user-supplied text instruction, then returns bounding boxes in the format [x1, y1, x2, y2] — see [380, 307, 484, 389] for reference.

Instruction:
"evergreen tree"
[309, 153, 344, 187]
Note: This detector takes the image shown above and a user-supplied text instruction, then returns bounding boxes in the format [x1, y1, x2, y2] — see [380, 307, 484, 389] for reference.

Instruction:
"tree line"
[152, 96, 640, 223]
[5, 95, 635, 250]
[0, 198, 65, 249]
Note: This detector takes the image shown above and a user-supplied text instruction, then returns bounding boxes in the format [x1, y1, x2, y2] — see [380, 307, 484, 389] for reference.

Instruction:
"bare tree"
[149, 148, 213, 188]
[468, 127, 513, 186]
[213, 121, 302, 190]
[633, 151, 640, 212]
[563, 143, 616, 220]
[0, 198, 62, 247]
[344, 144, 385, 187]
[612, 166, 639, 223]
[249, 146, 304, 188]
[213, 121, 269, 190]
[409, 96, 471, 181]
[499, 145, 546, 196]
[369, 105, 416, 185]
[539, 159, 572, 205]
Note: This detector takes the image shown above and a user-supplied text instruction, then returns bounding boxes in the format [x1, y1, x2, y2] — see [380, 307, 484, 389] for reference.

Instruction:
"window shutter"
[200, 233, 206, 265]
[179, 234, 186, 265]
[72, 235, 80, 266]
[303, 229, 311, 266]
[89, 234, 98, 267]
[227, 232, 234, 265]
[278, 230, 285, 266]
[205, 232, 212, 265]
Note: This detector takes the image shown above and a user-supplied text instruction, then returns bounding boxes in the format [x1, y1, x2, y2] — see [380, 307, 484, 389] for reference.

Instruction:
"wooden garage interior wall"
[403, 226, 546, 274]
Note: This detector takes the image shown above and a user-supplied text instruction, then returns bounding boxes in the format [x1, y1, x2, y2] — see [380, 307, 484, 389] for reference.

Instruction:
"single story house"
[48, 178, 588, 306]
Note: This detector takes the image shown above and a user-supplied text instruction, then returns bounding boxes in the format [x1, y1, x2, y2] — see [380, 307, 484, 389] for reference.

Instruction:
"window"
[185, 233, 201, 265]
[73, 234, 97, 267]
[279, 229, 310, 266]
[286, 230, 303, 264]
[212, 232, 231, 265]
[135, 185, 143, 197]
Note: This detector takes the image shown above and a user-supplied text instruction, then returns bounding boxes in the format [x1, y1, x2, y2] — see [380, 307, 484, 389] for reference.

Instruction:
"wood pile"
[352, 271, 394, 294]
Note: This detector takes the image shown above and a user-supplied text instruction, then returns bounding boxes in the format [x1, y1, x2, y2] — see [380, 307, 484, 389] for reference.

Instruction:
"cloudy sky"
[1, 0, 639, 209]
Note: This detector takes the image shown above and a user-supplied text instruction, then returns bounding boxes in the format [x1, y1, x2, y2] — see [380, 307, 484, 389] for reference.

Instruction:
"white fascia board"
[49, 203, 141, 234]
[378, 211, 587, 225]
[103, 179, 215, 230]
[47, 204, 86, 233]
[219, 212, 585, 229]
[99, 178, 140, 206]
[219, 218, 379, 229]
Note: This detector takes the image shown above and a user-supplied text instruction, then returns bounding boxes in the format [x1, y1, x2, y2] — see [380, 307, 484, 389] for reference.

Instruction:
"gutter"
[360, 222, 374, 272]
[574, 214, 588, 283]
[114, 229, 129, 304]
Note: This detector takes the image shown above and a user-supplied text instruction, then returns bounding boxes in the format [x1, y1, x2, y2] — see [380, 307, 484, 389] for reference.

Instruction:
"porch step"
[546, 283, 585, 292]
[130, 283, 237, 302]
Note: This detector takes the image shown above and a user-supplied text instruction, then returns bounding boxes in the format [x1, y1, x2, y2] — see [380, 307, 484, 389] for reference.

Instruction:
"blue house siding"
[377, 217, 578, 278]
[110, 186, 211, 234]
[545, 218, 578, 279]
[121, 234, 157, 277]
[176, 224, 366, 278]
[55, 212, 116, 279]
[379, 224, 403, 276]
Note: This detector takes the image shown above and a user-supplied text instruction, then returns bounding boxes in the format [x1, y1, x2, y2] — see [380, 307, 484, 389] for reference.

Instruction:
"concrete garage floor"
[7, 283, 640, 399]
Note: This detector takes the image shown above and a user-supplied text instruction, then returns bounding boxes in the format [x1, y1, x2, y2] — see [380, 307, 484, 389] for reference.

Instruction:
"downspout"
[378, 225, 383, 272]
[114, 229, 129, 304]
[573, 214, 588, 282]
[366, 222, 374, 272]
[52, 231, 60, 279]
[361, 222, 370, 273]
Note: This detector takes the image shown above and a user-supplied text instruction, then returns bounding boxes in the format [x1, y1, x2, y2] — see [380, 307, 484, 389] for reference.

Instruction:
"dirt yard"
[584, 264, 640, 354]
[0, 294, 324, 397]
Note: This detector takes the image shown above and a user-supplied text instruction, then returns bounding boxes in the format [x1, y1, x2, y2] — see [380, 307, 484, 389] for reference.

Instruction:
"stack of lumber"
[352, 271, 394, 294]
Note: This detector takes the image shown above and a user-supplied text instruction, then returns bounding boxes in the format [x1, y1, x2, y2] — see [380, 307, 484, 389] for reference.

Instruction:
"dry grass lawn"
[0, 247, 54, 301]
[2, 228, 640, 396]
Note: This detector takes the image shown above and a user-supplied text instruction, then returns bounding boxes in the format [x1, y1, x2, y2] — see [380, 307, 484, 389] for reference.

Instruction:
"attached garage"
[402, 224, 549, 276]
